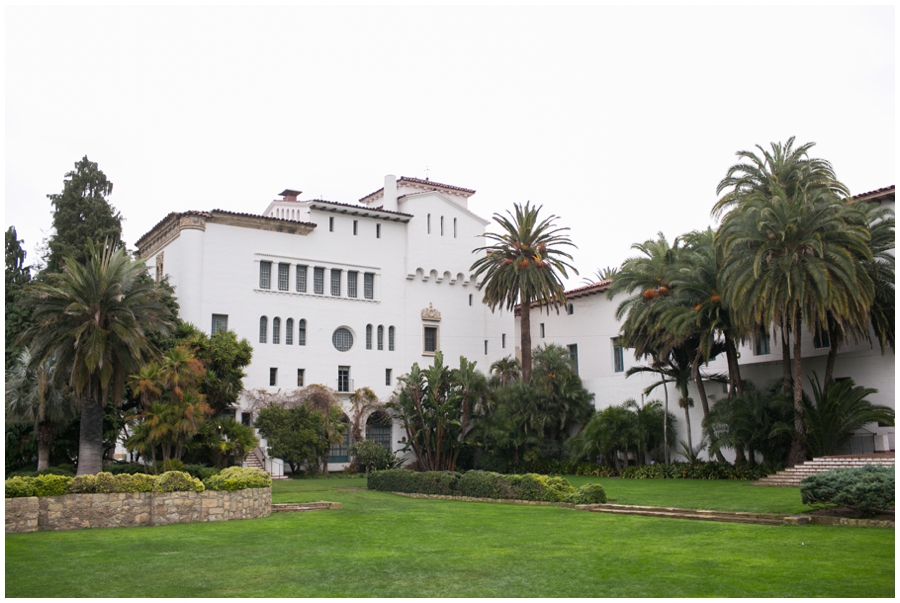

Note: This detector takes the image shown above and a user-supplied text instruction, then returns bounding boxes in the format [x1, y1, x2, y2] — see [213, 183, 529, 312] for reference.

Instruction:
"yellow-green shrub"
[156, 471, 205, 493]
[68, 472, 118, 494]
[203, 467, 271, 491]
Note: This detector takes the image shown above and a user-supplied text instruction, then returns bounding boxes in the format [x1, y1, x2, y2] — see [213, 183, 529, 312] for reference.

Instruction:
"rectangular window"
[424, 326, 438, 354]
[568, 344, 579, 375]
[502, 333, 506, 349]
[211, 314, 228, 334]
[540, 323, 546, 338]
[297, 369, 305, 387]
[613, 339, 624, 373]
[314, 267, 325, 294]
[353, 220, 358, 235]
[376, 223, 381, 239]
[296, 265, 307, 292]
[814, 329, 830, 349]
[269, 368, 278, 386]
[440, 216, 444, 236]
[328, 432, 349, 463]
[755, 329, 771, 356]
[329, 217, 334, 232]
[337, 366, 350, 393]
[277, 263, 289, 291]
[298, 320, 306, 346]
[484, 340, 488, 355]
[347, 271, 358, 298]
[453, 218, 457, 238]
[240, 412, 252, 427]
[385, 368, 392, 386]
[364, 273, 374, 299]
[259, 261, 272, 289]
[285, 319, 293, 345]
[331, 269, 342, 296]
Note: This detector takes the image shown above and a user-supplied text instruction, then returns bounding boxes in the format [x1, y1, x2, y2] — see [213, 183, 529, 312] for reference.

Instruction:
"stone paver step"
[272, 501, 342, 513]
[585, 504, 786, 526]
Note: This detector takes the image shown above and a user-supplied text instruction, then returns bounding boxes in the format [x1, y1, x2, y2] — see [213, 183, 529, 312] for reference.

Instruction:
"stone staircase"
[753, 454, 895, 487]
[583, 503, 786, 526]
[242, 448, 288, 479]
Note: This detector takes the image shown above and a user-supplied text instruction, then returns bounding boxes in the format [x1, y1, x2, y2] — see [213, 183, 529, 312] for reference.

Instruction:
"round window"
[332, 327, 354, 352]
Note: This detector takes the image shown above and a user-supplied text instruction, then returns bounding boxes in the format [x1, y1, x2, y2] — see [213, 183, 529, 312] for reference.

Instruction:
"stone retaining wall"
[6, 487, 271, 534]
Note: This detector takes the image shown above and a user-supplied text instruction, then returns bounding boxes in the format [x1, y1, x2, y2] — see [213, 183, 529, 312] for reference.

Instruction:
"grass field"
[5, 476, 894, 597]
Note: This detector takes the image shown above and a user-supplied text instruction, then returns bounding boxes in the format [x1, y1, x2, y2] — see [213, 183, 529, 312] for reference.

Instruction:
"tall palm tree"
[471, 202, 577, 383]
[5, 349, 76, 471]
[718, 185, 874, 466]
[22, 241, 173, 475]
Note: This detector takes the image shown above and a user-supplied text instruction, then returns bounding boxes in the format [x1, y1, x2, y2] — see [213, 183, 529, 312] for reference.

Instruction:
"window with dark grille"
[376, 223, 381, 238]
[377, 325, 384, 350]
[568, 344, 579, 375]
[385, 368, 392, 386]
[453, 218, 457, 238]
[285, 318, 294, 345]
[328, 430, 349, 462]
[314, 267, 324, 294]
[272, 317, 281, 344]
[337, 366, 350, 393]
[333, 328, 353, 352]
[353, 220, 358, 235]
[366, 414, 392, 450]
[540, 323, 545, 338]
[755, 329, 771, 356]
[212, 314, 228, 334]
[366, 325, 373, 350]
[814, 329, 830, 349]
[259, 261, 272, 289]
[278, 263, 289, 291]
[329, 217, 334, 232]
[502, 333, 506, 349]
[259, 317, 267, 344]
[331, 269, 341, 296]
[269, 367, 277, 386]
[241, 412, 252, 427]
[296, 265, 307, 292]
[388, 326, 395, 351]
[298, 319, 307, 346]
[424, 326, 438, 354]
[364, 273, 374, 299]
[440, 216, 444, 236]
[297, 368, 305, 387]
[484, 340, 488, 355]
[613, 339, 624, 373]
[347, 271, 358, 298]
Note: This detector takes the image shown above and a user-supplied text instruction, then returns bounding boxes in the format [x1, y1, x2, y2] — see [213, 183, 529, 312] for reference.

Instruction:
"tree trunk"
[780, 321, 792, 396]
[36, 422, 54, 472]
[824, 318, 839, 385]
[683, 406, 692, 453]
[733, 446, 747, 467]
[520, 297, 533, 384]
[724, 331, 743, 396]
[76, 395, 105, 476]
[691, 351, 725, 463]
[661, 371, 670, 465]
[787, 308, 808, 467]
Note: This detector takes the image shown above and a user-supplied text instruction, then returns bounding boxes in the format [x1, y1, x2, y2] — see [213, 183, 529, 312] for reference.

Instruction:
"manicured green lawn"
[6, 477, 894, 597]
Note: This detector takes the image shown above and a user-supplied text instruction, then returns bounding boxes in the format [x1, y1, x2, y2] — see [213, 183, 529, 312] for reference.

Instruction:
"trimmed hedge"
[620, 461, 775, 481]
[5, 468, 264, 498]
[368, 469, 591, 504]
[800, 465, 895, 515]
[203, 467, 271, 491]
[569, 483, 607, 505]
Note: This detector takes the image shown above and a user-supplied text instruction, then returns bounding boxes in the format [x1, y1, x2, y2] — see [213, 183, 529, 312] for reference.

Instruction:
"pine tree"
[6, 226, 33, 370]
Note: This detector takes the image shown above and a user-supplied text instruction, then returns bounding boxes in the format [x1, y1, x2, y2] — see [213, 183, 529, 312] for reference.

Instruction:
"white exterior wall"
[140, 178, 515, 471]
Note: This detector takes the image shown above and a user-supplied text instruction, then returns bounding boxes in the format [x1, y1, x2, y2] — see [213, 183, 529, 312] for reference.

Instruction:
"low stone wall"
[6, 487, 271, 534]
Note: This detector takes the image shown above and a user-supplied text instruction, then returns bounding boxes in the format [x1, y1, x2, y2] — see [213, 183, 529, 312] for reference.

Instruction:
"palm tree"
[5, 349, 76, 471]
[471, 202, 577, 383]
[489, 355, 521, 387]
[22, 241, 173, 475]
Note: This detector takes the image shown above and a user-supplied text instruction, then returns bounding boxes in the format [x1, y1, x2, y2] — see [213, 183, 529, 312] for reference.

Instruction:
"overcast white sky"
[5, 4, 895, 289]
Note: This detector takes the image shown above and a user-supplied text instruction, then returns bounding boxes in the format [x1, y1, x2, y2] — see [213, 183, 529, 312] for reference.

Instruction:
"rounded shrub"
[5, 476, 37, 498]
[569, 482, 607, 504]
[156, 471, 205, 493]
[68, 472, 118, 494]
[203, 467, 271, 491]
[800, 465, 895, 515]
[114, 473, 157, 493]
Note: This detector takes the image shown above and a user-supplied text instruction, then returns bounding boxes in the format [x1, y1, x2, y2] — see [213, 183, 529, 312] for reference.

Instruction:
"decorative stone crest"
[421, 303, 441, 321]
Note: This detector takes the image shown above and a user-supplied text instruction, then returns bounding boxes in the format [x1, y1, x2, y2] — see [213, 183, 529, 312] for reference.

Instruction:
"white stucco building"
[135, 175, 514, 471]
[515, 185, 896, 458]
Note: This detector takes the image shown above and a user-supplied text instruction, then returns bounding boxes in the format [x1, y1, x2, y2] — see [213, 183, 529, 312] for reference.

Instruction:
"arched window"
[377, 325, 384, 350]
[259, 316, 267, 344]
[285, 318, 294, 345]
[567, 303, 574, 315]
[366, 324, 373, 350]
[388, 326, 395, 351]
[298, 319, 307, 346]
[272, 317, 281, 344]
[366, 411, 392, 450]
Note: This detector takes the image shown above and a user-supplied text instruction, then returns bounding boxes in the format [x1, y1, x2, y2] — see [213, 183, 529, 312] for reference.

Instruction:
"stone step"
[272, 501, 342, 513]
[585, 504, 786, 526]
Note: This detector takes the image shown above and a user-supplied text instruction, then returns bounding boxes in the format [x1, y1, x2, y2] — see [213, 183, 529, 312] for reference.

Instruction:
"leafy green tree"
[22, 242, 174, 475]
[173, 324, 253, 415]
[471, 202, 577, 383]
[253, 404, 328, 474]
[5, 349, 77, 471]
[6, 227, 34, 370]
[44, 157, 124, 274]
[569, 401, 674, 472]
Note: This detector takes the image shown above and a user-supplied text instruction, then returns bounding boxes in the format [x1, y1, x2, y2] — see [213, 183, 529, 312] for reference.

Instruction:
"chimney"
[382, 175, 398, 212]
[279, 189, 301, 202]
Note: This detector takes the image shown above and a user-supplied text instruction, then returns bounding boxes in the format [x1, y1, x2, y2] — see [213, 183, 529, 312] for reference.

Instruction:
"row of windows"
[426, 214, 457, 238]
[327, 216, 381, 239]
[365, 325, 395, 351]
[259, 317, 307, 345]
[260, 262, 375, 299]
[268, 366, 394, 391]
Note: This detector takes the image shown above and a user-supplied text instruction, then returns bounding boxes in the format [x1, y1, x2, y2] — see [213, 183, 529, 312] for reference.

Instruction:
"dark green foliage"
[800, 465, 895, 515]
[44, 156, 124, 274]
[203, 467, 271, 491]
[5, 227, 34, 370]
[457, 471, 575, 502]
[155, 471, 205, 493]
[173, 324, 253, 414]
[254, 404, 328, 473]
[367, 469, 461, 495]
[569, 483, 607, 504]
[183, 464, 220, 480]
[619, 461, 775, 481]
[103, 462, 148, 475]
[802, 375, 893, 457]
[349, 439, 401, 473]
[7, 466, 76, 478]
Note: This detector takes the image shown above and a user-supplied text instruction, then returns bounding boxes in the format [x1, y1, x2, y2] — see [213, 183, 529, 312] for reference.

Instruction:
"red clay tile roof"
[308, 199, 413, 218]
[852, 185, 895, 203]
[134, 209, 317, 249]
[512, 279, 612, 314]
[360, 177, 476, 203]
